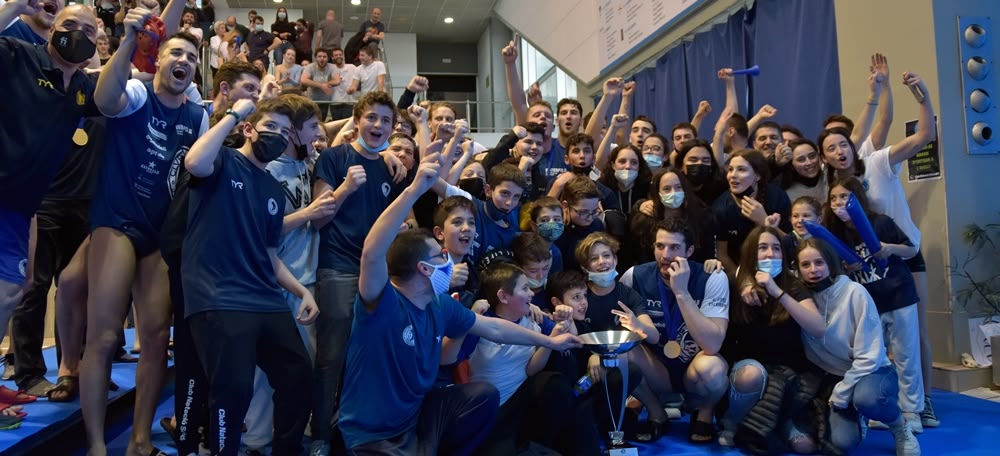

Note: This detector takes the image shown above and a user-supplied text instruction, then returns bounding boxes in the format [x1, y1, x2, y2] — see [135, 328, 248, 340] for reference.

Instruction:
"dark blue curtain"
[748, 0, 841, 140]
[614, 0, 840, 143]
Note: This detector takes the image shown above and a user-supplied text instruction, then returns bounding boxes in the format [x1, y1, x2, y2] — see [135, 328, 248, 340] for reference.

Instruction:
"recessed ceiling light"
[444, 17, 454, 24]
[273, 0, 282, 2]
[351, 0, 361, 5]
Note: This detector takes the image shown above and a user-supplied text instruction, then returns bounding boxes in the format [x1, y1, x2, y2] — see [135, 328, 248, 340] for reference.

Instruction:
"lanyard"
[656, 276, 683, 341]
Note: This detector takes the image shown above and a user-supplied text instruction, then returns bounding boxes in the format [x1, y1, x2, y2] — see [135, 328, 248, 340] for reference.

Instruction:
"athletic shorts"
[0, 209, 31, 284]
[92, 221, 160, 258]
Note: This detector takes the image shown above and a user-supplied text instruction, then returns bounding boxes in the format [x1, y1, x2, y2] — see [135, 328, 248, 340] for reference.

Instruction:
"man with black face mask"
[241, 93, 338, 454]
[0, 2, 101, 392]
[183, 97, 320, 456]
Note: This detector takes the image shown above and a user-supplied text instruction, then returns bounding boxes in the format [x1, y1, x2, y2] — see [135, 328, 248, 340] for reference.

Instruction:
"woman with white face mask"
[718, 226, 825, 451]
[597, 144, 651, 214]
[630, 168, 720, 266]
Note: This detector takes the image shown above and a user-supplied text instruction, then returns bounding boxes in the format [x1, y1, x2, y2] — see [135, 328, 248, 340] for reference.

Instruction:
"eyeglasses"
[421, 249, 449, 263]
[642, 145, 663, 152]
[570, 207, 603, 219]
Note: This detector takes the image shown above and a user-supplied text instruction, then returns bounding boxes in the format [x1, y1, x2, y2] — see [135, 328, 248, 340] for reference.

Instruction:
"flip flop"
[0, 415, 22, 430]
[47, 376, 79, 403]
[0, 402, 26, 419]
[22, 377, 55, 397]
[0, 386, 36, 404]
[688, 418, 717, 444]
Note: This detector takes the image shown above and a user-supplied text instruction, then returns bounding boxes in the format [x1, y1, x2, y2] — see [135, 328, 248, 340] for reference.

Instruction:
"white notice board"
[597, 0, 709, 75]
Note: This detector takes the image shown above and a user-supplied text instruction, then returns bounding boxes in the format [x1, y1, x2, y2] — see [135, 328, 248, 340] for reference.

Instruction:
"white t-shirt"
[331, 63, 357, 103]
[468, 315, 538, 405]
[353, 60, 386, 95]
[209, 35, 225, 69]
[860, 145, 921, 249]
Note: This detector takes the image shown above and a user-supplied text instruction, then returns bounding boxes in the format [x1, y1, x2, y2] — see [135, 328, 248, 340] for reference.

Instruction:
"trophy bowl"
[579, 330, 643, 358]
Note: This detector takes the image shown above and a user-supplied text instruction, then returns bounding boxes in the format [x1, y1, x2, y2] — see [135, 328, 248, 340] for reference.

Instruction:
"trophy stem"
[601, 355, 629, 447]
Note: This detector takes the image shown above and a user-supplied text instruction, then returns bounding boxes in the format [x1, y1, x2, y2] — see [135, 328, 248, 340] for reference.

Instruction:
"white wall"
[382, 32, 417, 100]
[494, 0, 600, 85]
[475, 17, 516, 133]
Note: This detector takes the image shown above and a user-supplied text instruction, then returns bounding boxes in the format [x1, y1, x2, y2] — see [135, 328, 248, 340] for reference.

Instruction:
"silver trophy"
[580, 330, 643, 455]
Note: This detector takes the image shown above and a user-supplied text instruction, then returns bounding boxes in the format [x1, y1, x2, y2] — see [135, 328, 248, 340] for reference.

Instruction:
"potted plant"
[951, 213, 1000, 385]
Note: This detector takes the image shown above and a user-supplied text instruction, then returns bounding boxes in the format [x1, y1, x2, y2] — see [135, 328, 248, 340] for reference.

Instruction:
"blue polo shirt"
[0, 37, 100, 217]
[340, 282, 477, 448]
[314, 144, 403, 273]
[182, 147, 286, 317]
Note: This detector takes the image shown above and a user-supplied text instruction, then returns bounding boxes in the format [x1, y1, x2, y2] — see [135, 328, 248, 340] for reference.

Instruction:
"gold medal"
[72, 128, 89, 146]
[663, 340, 682, 359]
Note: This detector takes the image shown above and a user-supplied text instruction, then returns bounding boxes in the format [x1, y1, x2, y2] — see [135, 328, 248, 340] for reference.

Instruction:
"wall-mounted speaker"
[958, 16, 998, 154]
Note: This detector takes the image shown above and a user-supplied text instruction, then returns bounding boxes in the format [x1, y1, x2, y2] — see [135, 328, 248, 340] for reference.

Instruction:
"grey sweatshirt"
[802, 275, 892, 408]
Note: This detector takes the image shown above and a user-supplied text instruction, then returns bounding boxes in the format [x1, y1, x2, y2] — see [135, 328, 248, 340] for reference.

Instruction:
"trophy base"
[607, 445, 639, 456]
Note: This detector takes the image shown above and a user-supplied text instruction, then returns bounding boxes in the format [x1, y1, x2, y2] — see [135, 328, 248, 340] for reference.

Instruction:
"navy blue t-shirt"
[712, 183, 792, 263]
[1, 19, 46, 44]
[0, 38, 100, 217]
[584, 283, 648, 333]
[90, 81, 206, 240]
[469, 200, 520, 266]
[181, 148, 285, 317]
[555, 219, 605, 272]
[314, 144, 403, 273]
[541, 138, 570, 178]
[340, 282, 477, 448]
[844, 214, 918, 314]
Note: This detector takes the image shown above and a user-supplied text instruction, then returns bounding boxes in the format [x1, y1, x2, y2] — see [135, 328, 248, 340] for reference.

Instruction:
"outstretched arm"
[887, 72, 935, 166]
[869, 52, 894, 149]
[185, 99, 255, 177]
[96, 7, 150, 116]
[359, 155, 443, 310]
[502, 34, 528, 125]
[584, 77, 623, 147]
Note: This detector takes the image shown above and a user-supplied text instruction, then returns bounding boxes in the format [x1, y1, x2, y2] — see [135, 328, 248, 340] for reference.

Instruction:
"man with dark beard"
[78, 3, 208, 455]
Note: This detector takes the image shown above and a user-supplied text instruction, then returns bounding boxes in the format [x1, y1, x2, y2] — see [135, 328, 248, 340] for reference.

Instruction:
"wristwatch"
[225, 109, 241, 121]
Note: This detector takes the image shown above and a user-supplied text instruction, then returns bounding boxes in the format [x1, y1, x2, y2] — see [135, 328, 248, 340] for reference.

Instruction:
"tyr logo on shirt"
[231, 180, 244, 190]
[402, 324, 415, 347]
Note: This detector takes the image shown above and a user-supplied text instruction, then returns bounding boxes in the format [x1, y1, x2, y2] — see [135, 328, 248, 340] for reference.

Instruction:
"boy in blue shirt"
[340, 150, 582, 453]
[182, 97, 319, 456]
[310, 90, 406, 453]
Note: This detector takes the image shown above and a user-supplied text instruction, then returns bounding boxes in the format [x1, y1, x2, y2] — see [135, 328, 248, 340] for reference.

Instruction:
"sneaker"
[717, 429, 736, 447]
[889, 421, 921, 456]
[903, 412, 923, 434]
[309, 440, 330, 456]
[870, 413, 923, 434]
[920, 396, 940, 428]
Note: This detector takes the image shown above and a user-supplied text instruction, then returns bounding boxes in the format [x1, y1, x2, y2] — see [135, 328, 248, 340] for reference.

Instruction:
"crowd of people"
[0, 1, 942, 456]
